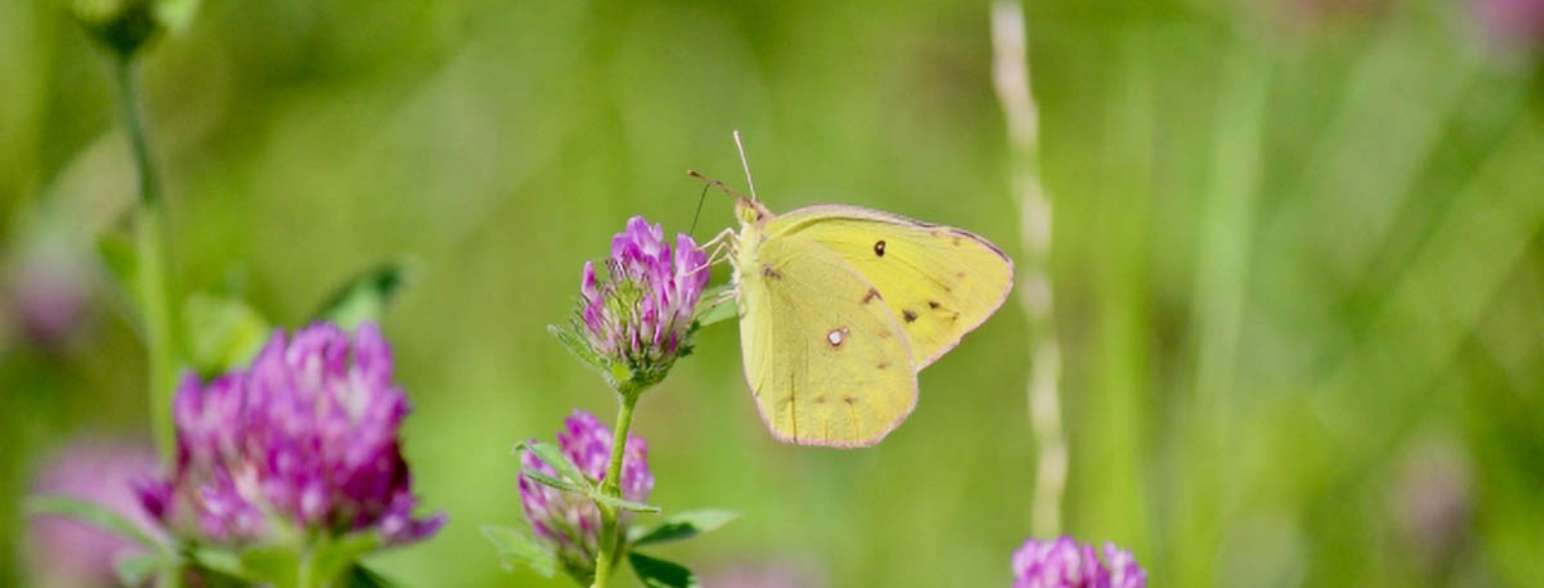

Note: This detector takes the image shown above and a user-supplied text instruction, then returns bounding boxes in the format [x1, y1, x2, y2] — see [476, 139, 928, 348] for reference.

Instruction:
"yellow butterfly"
[704, 136, 1014, 448]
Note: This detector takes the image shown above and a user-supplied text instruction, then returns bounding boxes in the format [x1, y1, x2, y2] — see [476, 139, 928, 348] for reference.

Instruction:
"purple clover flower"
[518, 410, 653, 581]
[571, 216, 709, 386]
[27, 439, 161, 588]
[1012, 537, 1145, 588]
[1473, 0, 1544, 52]
[139, 322, 443, 547]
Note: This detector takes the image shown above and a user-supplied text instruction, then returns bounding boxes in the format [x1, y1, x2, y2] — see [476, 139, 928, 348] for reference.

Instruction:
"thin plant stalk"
[990, 0, 1066, 538]
[591, 386, 641, 588]
[112, 55, 179, 458]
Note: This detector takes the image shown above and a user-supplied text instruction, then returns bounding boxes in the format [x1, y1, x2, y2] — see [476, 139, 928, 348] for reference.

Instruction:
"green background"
[2, 0, 1541, 586]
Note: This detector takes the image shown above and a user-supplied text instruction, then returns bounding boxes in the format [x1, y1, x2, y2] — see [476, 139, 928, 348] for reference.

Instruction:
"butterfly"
[700, 136, 1015, 448]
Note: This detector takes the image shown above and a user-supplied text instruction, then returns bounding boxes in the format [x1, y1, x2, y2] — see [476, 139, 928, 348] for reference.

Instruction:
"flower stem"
[591, 387, 640, 588]
[112, 54, 179, 457]
[990, 1, 1066, 538]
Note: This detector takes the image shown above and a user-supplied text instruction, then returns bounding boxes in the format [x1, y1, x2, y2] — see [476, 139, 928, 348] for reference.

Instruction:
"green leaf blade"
[690, 285, 738, 328]
[25, 495, 163, 552]
[630, 510, 738, 547]
[313, 261, 415, 329]
[588, 491, 661, 514]
[628, 552, 698, 588]
[183, 292, 270, 375]
[481, 525, 557, 578]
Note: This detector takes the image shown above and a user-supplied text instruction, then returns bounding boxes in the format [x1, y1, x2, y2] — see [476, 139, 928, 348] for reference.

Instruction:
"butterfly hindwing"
[738, 234, 918, 447]
[764, 205, 1015, 369]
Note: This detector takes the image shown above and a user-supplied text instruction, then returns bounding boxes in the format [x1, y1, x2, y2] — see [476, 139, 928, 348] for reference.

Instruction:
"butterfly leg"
[698, 227, 737, 269]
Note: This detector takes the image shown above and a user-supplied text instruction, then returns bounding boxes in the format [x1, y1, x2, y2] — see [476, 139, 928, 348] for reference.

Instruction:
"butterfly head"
[734, 196, 772, 227]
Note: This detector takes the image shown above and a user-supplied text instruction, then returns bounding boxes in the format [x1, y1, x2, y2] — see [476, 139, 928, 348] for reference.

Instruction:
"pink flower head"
[141, 323, 443, 547]
[28, 439, 160, 588]
[518, 410, 653, 582]
[1012, 537, 1146, 588]
[574, 216, 708, 384]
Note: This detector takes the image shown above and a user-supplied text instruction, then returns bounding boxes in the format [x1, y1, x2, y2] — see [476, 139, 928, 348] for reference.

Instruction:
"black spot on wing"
[902, 310, 918, 323]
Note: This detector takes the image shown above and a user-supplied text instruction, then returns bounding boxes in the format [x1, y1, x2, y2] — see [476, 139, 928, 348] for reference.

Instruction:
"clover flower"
[27, 439, 160, 588]
[138, 322, 443, 547]
[518, 410, 653, 582]
[565, 216, 709, 389]
[1012, 537, 1145, 588]
[1472, 0, 1544, 52]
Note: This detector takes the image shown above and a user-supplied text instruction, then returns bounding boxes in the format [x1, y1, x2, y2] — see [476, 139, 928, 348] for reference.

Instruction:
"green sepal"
[548, 323, 616, 384]
[522, 469, 587, 494]
[516, 441, 593, 491]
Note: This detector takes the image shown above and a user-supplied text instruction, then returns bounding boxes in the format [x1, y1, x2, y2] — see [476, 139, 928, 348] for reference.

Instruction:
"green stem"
[113, 55, 178, 457]
[591, 388, 640, 588]
[296, 548, 316, 588]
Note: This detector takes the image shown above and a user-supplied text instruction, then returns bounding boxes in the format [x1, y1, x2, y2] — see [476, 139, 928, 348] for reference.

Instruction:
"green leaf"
[310, 532, 382, 586]
[96, 231, 144, 335]
[628, 552, 698, 588]
[481, 525, 557, 578]
[190, 548, 246, 578]
[115, 551, 176, 586]
[24, 495, 163, 551]
[690, 285, 738, 328]
[192, 544, 309, 587]
[313, 261, 415, 329]
[521, 469, 587, 494]
[517, 441, 592, 490]
[629, 510, 738, 547]
[587, 490, 661, 514]
[234, 544, 301, 587]
[154, 0, 201, 32]
[340, 565, 399, 588]
[184, 292, 270, 375]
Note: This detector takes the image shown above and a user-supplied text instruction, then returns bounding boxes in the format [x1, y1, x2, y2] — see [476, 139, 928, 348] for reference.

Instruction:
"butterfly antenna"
[688, 183, 710, 237]
[687, 169, 746, 200]
[733, 130, 758, 201]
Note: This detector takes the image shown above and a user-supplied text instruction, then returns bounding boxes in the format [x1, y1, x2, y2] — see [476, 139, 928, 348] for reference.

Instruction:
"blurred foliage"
[2, 0, 1541, 586]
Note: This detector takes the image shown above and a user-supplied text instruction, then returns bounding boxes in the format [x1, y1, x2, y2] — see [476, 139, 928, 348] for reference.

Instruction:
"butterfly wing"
[737, 232, 918, 448]
[765, 205, 1014, 369]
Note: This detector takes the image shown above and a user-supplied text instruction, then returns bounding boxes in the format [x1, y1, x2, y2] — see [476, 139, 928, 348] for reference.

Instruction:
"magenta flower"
[27, 439, 161, 588]
[4, 240, 92, 349]
[565, 216, 709, 388]
[1473, 0, 1544, 52]
[139, 322, 443, 547]
[518, 411, 653, 582]
[1012, 537, 1145, 588]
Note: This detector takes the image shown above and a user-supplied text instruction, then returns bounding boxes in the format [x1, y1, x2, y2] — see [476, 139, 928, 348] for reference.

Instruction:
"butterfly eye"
[873, 240, 886, 257]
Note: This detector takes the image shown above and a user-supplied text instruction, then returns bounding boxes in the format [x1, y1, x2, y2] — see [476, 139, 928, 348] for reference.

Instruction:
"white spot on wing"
[826, 328, 848, 347]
